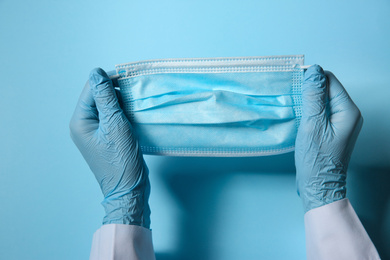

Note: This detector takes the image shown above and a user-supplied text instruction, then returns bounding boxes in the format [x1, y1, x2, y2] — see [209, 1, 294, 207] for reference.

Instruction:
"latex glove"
[70, 68, 151, 228]
[295, 65, 363, 213]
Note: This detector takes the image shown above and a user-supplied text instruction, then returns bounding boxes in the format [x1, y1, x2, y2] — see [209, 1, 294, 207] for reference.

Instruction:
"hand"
[295, 65, 363, 213]
[69, 68, 151, 228]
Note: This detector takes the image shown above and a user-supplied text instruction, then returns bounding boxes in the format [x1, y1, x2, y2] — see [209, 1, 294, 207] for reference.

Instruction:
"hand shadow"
[152, 154, 390, 260]
[348, 164, 390, 260]
[153, 153, 297, 260]
[348, 114, 390, 260]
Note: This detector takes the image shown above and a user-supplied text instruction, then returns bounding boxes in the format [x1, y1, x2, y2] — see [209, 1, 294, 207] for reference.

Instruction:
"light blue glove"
[295, 65, 363, 213]
[70, 68, 151, 228]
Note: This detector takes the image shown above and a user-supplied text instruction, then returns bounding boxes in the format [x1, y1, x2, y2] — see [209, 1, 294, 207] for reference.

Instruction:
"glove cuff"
[101, 191, 151, 229]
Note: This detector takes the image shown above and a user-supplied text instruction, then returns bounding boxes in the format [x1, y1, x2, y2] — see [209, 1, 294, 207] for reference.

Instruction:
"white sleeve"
[89, 224, 156, 260]
[304, 198, 380, 260]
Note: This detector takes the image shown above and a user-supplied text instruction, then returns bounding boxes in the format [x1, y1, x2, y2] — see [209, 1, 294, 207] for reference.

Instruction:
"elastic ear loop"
[109, 74, 121, 90]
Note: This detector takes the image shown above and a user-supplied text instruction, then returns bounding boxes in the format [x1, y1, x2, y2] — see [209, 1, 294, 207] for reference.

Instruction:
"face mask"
[115, 55, 305, 157]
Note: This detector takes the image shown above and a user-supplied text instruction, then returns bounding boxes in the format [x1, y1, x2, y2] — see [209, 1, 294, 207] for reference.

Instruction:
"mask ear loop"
[109, 74, 121, 90]
[109, 74, 120, 80]
[301, 65, 311, 69]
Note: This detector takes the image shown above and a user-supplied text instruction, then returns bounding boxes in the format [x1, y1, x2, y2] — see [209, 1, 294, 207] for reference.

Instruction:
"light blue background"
[1, 0, 389, 259]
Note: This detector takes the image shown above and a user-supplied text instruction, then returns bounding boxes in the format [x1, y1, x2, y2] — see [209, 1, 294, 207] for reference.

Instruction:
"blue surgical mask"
[115, 55, 305, 157]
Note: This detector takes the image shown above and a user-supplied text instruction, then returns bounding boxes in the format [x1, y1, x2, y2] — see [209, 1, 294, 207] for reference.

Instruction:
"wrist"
[300, 190, 346, 213]
[298, 168, 347, 213]
[101, 191, 151, 229]
[299, 181, 347, 213]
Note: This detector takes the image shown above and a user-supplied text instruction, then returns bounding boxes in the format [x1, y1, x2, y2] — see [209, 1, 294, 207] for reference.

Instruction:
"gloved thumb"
[301, 65, 327, 120]
[89, 68, 122, 126]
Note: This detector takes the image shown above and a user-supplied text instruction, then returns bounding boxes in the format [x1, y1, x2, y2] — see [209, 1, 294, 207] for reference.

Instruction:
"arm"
[304, 199, 379, 260]
[295, 65, 380, 260]
[90, 224, 154, 260]
[70, 68, 155, 260]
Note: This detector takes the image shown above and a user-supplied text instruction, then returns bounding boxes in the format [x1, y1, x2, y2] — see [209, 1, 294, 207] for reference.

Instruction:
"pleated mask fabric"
[115, 55, 304, 157]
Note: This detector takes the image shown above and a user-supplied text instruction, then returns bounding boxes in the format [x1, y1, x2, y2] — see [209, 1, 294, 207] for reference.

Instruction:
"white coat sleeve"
[89, 224, 156, 260]
[304, 198, 380, 260]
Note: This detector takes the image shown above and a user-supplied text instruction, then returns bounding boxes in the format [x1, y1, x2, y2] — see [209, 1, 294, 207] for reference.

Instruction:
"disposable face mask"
[115, 55, 305, 157]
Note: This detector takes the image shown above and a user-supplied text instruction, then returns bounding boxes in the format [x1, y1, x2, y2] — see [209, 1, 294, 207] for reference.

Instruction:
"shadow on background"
[349, 165, 390, 260]
[349, 113, 390, 260]
[154, 153, 296, 260]
[152, 152, 390, 260]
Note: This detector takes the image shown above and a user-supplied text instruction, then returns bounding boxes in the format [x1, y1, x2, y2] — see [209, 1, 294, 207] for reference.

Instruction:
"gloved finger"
[106, 70, 123, 107]
[107, 70, 119, 88]
[301, 65, 328, 120]
[115, 89, 124, 108]
[89, 68, 122, 126]
[69, 80, 99, 140]
[325, 71, 363, 136]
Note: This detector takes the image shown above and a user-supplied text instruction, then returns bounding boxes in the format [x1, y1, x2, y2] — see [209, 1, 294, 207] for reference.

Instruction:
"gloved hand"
[295, 65, 363, 213]
[69, 68, 151, 228]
